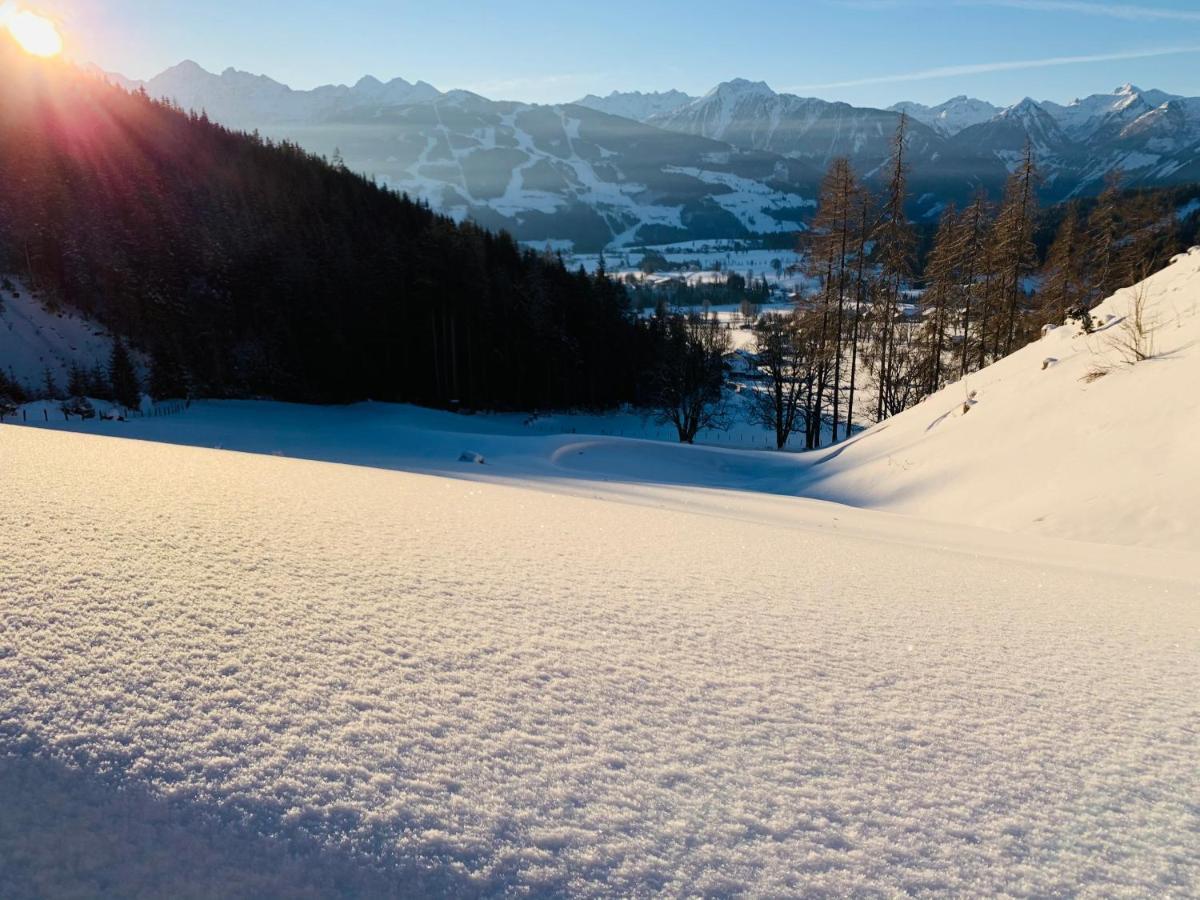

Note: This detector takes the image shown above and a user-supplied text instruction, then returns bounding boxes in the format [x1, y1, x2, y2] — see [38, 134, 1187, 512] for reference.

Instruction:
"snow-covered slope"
[8, 246, 1199, 555]
[948, 97, 1073, 167]
[101, 62, 818, 250]
[263, 94, 817, 250]
[0, 278, 116, 393]
[1043, 83, 1180, 141]
[2, 408, 1197, 895]
[9, 252, 1199, 553]
[808, 248, 1200, 551]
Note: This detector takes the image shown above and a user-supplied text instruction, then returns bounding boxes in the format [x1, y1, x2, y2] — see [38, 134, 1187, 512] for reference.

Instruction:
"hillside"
[807, 247, 1200, 551]
[0, 278, 117, 392]
[284, 96, 819, 249]
[0, 35, 651, 409]
[99, 64, 820, 250]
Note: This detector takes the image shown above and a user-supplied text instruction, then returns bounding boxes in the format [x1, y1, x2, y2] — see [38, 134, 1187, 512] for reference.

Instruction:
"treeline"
[624, 272, 774, 314]
[0, 39, 655, 410]
[741, 115, 1189, 451]
[0, 340, 141, 412]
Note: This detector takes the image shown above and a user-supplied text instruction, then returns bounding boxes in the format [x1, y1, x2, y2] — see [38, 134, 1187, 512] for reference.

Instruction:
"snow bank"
[1, 425, 1196, 896]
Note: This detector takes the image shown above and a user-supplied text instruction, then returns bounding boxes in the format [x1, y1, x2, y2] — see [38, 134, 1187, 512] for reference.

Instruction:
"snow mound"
[808, 248, 1200, 551]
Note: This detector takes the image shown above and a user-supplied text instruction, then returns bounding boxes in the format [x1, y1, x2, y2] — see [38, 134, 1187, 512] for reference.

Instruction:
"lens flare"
[2, 5, 64, 58]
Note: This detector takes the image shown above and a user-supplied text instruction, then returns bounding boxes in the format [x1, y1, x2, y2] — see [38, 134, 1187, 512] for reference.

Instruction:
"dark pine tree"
[108, 341, 140, 409]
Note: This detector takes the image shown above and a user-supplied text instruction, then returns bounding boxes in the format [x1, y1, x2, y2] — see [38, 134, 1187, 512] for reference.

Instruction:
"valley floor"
[1, 410, 1197, 897]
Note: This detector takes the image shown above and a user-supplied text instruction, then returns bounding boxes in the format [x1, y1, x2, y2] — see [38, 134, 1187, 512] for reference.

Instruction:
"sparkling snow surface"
[2, 428, 1199, 896]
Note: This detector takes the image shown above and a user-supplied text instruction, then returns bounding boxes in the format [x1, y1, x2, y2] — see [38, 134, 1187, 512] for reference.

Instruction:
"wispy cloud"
[970, 1, 1200, 22]
[833, 0, 1200, 21]
[787, 44, 1200, 91]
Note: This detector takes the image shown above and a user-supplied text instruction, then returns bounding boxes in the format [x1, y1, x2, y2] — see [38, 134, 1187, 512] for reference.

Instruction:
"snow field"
[1, 425, 1198, 896]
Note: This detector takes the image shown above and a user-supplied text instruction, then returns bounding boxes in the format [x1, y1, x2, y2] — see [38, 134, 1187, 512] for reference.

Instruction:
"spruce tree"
[149, 349, 188, 400]
[88, 365, 112, 400]
[67, 364, 89, 398]
[109, 341, 141, 409]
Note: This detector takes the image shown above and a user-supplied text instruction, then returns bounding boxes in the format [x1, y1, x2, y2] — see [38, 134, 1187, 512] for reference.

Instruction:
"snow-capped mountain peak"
[350, 74, 441, 107]
[705, 78, 776, 100]
[1042, 85, 1182, 141]
[1003, 97, 1043, 118]
[945, 96, 1071, 168]
[164, 59, 208, 79]
[573, 89, 696, 122]
[890, 95, 1001, 136]
[651, 79, 942, 166]
[997, 97, 1067, 144]
[103, 60, 445, 128]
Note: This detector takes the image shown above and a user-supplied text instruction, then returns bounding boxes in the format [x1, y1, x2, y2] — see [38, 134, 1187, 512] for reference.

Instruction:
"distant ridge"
[92, 59, 1200, 247]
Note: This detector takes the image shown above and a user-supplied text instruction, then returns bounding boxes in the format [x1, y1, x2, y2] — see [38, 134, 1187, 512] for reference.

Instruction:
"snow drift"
[808, 247, 1200, 551]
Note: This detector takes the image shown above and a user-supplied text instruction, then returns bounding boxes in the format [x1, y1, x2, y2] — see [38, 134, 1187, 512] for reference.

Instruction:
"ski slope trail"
[1, 425, 1197, 897]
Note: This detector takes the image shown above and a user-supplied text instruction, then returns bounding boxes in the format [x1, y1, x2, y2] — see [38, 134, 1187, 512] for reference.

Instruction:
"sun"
[3, 7, 63, 58]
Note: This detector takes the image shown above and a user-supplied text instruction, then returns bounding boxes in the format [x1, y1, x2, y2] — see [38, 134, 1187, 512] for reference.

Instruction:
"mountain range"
[97, 62, 1200, 251]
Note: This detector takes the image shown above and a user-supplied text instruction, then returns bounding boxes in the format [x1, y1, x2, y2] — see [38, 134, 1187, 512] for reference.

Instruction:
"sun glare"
[2, 5, 63, 58]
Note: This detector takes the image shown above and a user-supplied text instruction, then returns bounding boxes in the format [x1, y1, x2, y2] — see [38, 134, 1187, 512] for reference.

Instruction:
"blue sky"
[40, 0, 1200, 106]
